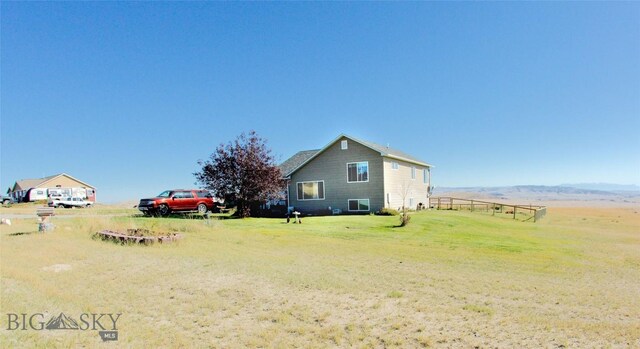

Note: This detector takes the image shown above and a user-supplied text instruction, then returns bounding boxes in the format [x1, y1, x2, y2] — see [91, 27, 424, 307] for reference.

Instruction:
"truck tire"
[158, 204, 170, 217]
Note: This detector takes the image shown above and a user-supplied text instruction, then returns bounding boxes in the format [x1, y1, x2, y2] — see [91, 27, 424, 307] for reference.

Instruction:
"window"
[197, 190, 212, 198]
[411, 166, 416, 179]
[173, 191, 193, 199]
[423, 169, 429, 184]
[391, 162, 399, 170]
[409, 198, 415, 207]
[348, 199, 370, 211]
[341, 140, 348, 150]
[347, 162, 369, 182]
[297, 181, 325, 200]
[36, 190, 44, 195]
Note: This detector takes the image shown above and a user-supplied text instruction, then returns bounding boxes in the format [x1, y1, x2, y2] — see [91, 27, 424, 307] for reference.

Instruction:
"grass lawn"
[0, 203, 136, 216]
[1, 207, 638, 348]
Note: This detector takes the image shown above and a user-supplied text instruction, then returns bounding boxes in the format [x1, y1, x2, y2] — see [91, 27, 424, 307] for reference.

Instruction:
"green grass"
[1, 207, 639, 348]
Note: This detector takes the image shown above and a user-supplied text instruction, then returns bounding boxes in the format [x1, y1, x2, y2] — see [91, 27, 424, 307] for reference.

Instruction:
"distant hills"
[433, 184, 640, 207]
[559, 183, 640, 192]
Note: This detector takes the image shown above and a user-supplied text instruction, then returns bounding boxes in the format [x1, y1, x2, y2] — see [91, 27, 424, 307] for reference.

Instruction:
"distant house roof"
[14, 178, 49, 191]
[11, 173, 95, 192]
[279, 149, 320, 177]
[280, 134, 432, 178]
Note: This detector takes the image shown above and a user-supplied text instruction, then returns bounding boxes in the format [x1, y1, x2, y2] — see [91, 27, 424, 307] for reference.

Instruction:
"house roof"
[279, 149, 320, 177]
[351, 136, 432, 168]
[11, 173, 95, 192]
[280, 134, 433, 178]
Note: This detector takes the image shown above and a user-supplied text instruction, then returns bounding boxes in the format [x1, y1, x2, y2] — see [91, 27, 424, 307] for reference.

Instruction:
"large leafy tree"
[195, 131, 283, 217]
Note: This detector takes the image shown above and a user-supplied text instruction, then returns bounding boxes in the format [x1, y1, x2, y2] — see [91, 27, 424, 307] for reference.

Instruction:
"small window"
[36, 190, 44, 195]
[423, 169, 429, 184]
[409, 198, 415, 207]
[391, 162, 399, 170]
[347, 162, 369, 182]
[341, 140, 348, 150]
[348, 199, 370, 212]
[411, 167, 416, 179]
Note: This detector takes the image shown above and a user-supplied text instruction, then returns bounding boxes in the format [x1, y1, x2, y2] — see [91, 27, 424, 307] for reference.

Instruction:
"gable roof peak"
[282, 133, 433, 177]
[340, 134, 432, 167]
[11, 173, 95, 191]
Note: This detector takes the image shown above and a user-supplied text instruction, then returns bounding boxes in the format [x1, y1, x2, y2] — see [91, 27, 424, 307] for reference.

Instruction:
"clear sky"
[2, 2, 639, 202]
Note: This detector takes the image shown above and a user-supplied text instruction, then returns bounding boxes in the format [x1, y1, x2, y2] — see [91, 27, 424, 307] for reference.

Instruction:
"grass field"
[1, 207, 638, 348]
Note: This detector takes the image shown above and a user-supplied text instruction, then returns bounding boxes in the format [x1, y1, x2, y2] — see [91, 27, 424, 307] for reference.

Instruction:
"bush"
[376, 208, 399, 216]
[399, 212, 411, 227]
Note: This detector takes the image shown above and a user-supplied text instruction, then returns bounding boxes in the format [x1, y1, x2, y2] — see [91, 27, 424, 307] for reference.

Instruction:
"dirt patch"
[41, 264, 72, 273]
[94, 229, 183, 244]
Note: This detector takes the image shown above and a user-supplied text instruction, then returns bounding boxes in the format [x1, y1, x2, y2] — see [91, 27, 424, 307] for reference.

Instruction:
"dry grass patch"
[1, 207, 639, 347]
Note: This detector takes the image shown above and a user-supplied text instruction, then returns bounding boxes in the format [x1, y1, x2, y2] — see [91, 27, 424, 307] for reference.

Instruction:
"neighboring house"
[280, 134, 432, 214]
[8, 173, 97, 203]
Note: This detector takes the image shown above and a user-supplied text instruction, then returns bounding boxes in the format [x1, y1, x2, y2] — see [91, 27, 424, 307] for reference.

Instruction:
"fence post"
[513, 206, 517, 220]
[471, 200, 474, 212]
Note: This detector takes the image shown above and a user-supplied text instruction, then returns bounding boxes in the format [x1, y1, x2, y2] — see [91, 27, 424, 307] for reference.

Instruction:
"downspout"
[286, 179, 291, 209]
[427, 167, 432, 198]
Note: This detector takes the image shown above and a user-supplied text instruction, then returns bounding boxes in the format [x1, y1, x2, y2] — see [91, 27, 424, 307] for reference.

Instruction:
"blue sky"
[2, 2, 639, 202]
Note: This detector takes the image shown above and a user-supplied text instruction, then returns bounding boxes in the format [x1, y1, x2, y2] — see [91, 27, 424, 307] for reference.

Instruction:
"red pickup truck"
[138, 189, 216, 216]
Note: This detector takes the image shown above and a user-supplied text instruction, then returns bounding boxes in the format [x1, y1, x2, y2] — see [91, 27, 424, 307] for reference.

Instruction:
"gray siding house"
[280, 134, 433, 214]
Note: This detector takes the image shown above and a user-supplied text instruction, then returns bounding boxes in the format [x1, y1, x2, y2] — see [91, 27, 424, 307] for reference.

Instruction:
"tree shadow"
[135, 213, 238, 220]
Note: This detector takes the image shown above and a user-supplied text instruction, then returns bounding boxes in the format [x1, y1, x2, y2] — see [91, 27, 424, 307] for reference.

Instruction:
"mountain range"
[433, 184, 640, 207]
[559, 183, 640, 192]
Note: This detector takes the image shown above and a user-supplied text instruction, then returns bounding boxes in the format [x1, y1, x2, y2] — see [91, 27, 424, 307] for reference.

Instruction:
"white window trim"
[423, 169, 428, 184]
[411, 166, 416, 180]
[346, 161, 370, 183]
[296, 180, 325, 201]
[391, 162, 399, 170]
[347, 199, 370, 212]
[341, 140, 348, 150]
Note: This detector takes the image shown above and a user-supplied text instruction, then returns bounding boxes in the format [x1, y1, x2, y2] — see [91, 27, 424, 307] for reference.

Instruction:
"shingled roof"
[279, 134, 432, 178]
[279, 149, 320, 177]
[13, 174, 59, 191]
[351, 136, 431, 168]
[11, 173, 95, 192]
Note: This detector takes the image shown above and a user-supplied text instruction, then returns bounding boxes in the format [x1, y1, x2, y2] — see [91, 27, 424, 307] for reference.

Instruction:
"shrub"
[376, 208, 399, 216]
[399, 212, 411, 227]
